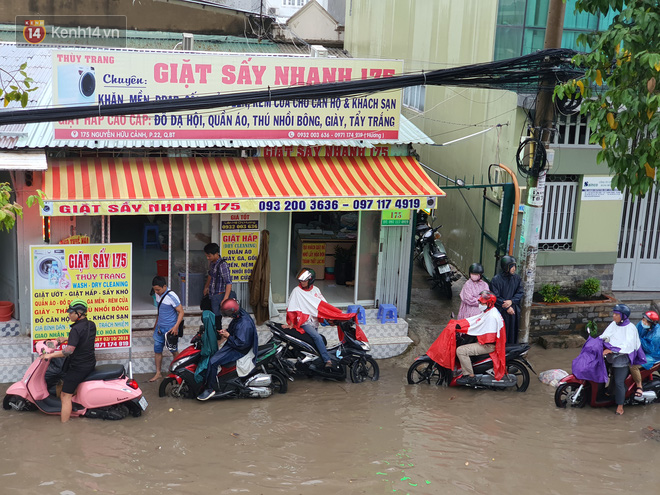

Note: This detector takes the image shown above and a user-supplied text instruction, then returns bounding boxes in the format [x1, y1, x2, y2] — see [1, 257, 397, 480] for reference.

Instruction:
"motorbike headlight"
[171, 354, 196, 371]
[360, 341, 371, 351]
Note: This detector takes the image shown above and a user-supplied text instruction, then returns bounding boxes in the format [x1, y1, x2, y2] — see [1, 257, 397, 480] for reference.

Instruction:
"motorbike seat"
[257, 344, 275, 358]
[504, 343, 530, 356]
[83, 364, 125, 382]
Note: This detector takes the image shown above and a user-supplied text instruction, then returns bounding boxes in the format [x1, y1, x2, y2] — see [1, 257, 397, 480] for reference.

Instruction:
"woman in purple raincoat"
[458, 263, 490, 319]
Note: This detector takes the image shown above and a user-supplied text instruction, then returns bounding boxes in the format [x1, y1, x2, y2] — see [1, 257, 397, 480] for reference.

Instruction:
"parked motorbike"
[554, 361, 660, 409]
[266, 319, 379, 383]
[414, 221, 459, 299]
[159, 331, 289, 400]
[3, 340, 146, 420]
[407, 343, 535, 392]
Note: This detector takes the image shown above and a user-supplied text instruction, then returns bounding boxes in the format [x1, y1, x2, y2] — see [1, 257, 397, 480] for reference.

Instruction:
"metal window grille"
[403, 86, 425, 112]
[553, 113, 596, 146]
[539, 175, 579, 250]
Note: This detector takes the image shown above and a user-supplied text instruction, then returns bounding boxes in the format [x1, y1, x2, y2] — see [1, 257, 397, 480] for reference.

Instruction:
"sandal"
[635, 387, 644, 398]
[325, 360, 333, 368]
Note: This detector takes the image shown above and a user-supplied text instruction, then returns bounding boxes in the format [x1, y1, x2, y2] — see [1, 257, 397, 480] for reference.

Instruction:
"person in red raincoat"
[427, 291, 507, 383]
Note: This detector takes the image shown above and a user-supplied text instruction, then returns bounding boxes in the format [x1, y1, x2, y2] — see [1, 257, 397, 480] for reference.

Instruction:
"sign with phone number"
[44, 197, 432, 216]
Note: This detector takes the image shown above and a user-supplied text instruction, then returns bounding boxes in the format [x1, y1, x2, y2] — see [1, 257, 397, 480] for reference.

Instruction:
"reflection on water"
[1, 348, 658, 494]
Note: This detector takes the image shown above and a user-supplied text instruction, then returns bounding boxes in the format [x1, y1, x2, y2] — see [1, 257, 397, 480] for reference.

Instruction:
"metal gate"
[613, 183, 660, 290]
[375, 224, 412, 314]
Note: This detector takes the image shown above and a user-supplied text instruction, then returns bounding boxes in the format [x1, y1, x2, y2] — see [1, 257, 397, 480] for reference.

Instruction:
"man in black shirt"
[40, 299, 97, 422]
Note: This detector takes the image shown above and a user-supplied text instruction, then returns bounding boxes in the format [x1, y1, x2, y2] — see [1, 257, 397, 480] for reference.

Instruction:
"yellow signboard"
[52, 51, 403, 141]
[301, 243, 326, 265]
[221, 231, 259, 283]
[30, 243, 132, 349]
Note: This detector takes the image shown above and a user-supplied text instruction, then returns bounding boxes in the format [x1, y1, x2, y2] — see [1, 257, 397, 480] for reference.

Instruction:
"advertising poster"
[581, 176, 624, 201]
[301, 243, 326, 265]
[52, 50, 403, 141]
[221, 214, 259, 283]
[30, 243, 132, 349]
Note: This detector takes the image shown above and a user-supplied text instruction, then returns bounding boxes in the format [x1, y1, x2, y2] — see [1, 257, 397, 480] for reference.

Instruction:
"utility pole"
[518, 0, 566, 343]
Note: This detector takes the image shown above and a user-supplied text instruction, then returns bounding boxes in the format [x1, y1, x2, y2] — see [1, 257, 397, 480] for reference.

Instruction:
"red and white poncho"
[286, 284, 368, 343]
[426, 308, 507, 380]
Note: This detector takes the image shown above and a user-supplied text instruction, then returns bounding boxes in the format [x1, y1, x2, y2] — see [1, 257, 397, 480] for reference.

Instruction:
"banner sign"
[52, 50, 403, 141]
[581, 176, 624, 201]
[261, 145, 392, 158]
[381, 209, 411, 226]
[301, 243, 326, 265]
[43, 197, 429, 216]
[221, 214, 259, 283]
[30, 243, 132, 350]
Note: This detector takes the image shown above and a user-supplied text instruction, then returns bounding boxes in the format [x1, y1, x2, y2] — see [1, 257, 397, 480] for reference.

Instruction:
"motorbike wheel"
[2, 394, 35, 412]
[269, 371, 288, 394]
[159, 377, 196, 399]
[407, 360, 441, 385]
[506, 360, 530, 392]
[350, 357, 380, 383]
[555, 382, 588, 408]
[440, 278, 453, 299]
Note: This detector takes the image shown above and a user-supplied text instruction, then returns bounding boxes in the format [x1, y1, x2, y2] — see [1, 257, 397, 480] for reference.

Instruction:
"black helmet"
[612, 304, 630, 318]
[220, 298, 241, 318]
[165, 331, 179, 353]
[469, 263, 484, 275]
[297, 268, 316, 286]
[500, 256, 516, 273]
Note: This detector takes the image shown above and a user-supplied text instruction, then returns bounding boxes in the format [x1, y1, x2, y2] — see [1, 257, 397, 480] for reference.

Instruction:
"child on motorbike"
[39, 299, 97, 423]
[600, 304, 646, 415]
[629, 311, 660, 399]
[458, 263, 489, 319]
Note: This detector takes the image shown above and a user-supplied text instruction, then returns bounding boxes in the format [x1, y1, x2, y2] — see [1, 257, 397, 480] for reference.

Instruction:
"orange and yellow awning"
[43, 155, 444, 216]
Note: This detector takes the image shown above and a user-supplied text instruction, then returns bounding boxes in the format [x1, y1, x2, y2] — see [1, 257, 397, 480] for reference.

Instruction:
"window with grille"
[539, 174, 579, 250]
[553, 113, 598, 146]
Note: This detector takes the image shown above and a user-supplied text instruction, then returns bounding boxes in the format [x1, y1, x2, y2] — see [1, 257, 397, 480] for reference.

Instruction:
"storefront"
[41, 148, 443, 316]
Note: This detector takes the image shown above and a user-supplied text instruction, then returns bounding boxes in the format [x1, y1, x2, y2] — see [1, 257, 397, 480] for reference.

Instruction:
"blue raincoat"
[637, 321, 660, 370]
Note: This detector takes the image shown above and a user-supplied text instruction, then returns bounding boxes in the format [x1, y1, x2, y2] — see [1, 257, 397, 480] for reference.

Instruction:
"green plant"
[539, 284, 571, 303]
[586, 320, 599, 338]
[577, 277, 601, 298]
[0, 183, 44, 232]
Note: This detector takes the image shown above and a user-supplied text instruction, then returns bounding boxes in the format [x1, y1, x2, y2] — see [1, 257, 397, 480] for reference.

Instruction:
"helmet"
[478, 290, 496, 309]
[612, 304, 630, 318]
[469, 263, 484, 275]
[67, 299, 88, 314]
[643, 311, 659, 324]
[297, 268, 316, 286]
[220, 298, 240, 318]
[500, 256, 516, 273]
[165, 331, 179, 353]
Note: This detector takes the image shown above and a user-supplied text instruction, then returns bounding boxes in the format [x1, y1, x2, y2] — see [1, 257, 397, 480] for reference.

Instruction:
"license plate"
[138, 396, 148, 411]
[438, 265, 451, 274]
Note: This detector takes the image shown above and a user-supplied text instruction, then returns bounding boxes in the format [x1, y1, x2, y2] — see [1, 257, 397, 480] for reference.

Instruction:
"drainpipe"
[496, 163, 520, 256]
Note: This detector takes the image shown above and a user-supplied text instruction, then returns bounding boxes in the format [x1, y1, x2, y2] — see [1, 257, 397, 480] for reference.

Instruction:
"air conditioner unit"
[268, 7, 276, 15]
[310, 45, 328, 57]
[182, 33, 194, 51]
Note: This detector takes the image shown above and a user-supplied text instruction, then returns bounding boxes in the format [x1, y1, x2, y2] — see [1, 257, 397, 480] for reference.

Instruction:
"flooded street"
[1, 267, 659, 494]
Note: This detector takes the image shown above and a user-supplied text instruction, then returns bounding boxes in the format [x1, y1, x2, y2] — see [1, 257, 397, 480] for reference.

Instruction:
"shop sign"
[301, 243, 326, 265]
[221, 215, 259, 283]
[52, 50, 402, 141]
[381, 209, 411, 226]
[30, 243, 132, 349]
[581, 176, 624, 201]
[262, 145, 392, 158]
[221, 212, 259, 231]
[43, 197, 428, 216]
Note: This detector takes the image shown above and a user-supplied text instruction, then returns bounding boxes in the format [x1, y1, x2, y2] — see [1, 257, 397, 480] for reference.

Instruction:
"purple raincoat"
[571, 337, 612, 383]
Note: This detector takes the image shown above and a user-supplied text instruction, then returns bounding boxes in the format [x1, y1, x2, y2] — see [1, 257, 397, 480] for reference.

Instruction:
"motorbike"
[266, 319, 379, 383]
[407, 343, 536, 392]
[159, 331, 290, 400]
[3, 340, 146, 420]
[554, 361, 660, 409]
[414, 220, 459, 299]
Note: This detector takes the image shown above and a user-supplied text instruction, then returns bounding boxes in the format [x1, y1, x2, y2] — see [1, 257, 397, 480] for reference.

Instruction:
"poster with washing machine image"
[30, 244, 132, 350]
[56, 64, 96, 105]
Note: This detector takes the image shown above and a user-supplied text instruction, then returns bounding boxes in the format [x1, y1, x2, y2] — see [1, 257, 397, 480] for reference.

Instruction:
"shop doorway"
[289, 211, 358, 306]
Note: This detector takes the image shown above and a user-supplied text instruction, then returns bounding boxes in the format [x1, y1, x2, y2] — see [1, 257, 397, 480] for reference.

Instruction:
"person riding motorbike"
[599, 304, 646, 415]
[458, 263, 489, 319]
[197, 298, 259, 401]
[283, 268, 333, 368]
[630, 310, 660, 399]
[427, 290, 507, 383]
[39, 299, 97, 422]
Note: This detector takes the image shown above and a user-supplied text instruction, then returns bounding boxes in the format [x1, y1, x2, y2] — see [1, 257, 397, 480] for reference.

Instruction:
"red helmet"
[478, 290, 496, 310]
[644, 311, 659, 324]
[220, 298, 240, 318]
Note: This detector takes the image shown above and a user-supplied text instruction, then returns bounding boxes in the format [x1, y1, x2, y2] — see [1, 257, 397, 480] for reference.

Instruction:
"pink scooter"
[3, 340, 147, 420]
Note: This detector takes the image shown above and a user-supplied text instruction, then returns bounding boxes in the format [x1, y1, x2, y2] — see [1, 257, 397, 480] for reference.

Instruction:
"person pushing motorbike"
[197, 298, 259, 401]
[39, 299, 97, 422]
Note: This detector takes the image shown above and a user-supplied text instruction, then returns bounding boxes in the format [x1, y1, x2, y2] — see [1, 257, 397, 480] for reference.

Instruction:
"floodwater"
[1, 347, 659, 495]
[2, 265, 659, 494]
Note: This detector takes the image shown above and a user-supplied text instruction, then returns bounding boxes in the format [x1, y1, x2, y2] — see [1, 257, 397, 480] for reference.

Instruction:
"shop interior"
[289, 210, 358, 306]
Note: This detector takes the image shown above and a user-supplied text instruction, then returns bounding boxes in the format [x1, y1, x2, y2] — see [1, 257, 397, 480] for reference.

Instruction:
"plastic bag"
[538, 369, 568, 388]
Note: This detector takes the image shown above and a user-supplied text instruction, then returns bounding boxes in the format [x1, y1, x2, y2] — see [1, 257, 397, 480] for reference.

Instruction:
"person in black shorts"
[40, 299, 97, 422]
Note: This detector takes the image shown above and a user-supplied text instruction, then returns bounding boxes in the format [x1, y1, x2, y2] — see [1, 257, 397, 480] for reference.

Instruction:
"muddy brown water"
[1, 266, 658, 494]
[1, 348, 659, 495]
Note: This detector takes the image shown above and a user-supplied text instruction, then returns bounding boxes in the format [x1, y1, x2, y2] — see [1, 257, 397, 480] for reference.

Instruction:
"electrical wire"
[0, 48, 582, 126]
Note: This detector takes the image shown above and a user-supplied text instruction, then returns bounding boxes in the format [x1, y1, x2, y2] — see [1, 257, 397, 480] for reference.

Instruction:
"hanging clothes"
[248, 230, 270, 325]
